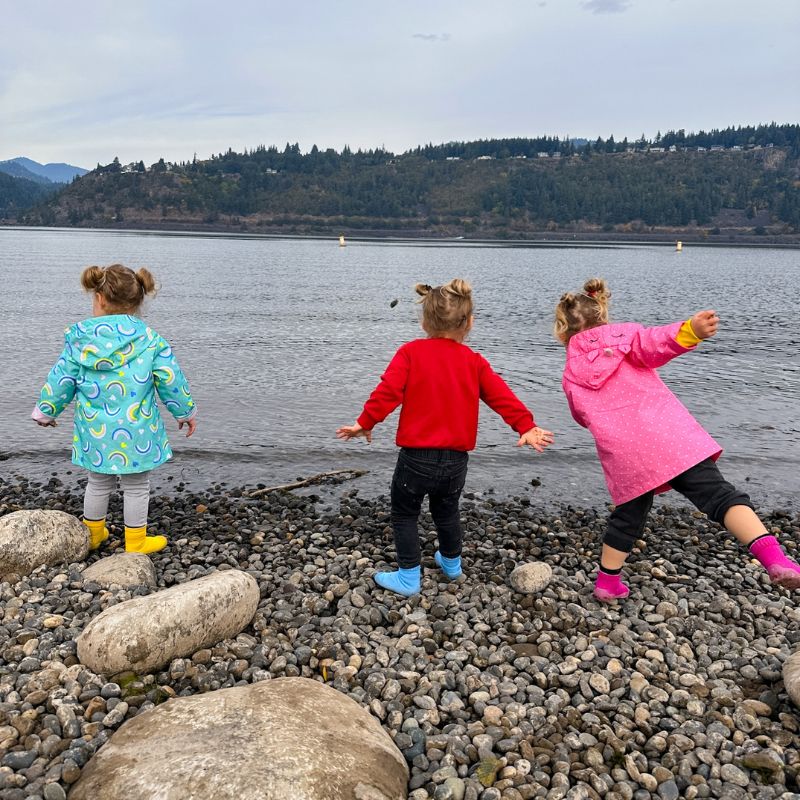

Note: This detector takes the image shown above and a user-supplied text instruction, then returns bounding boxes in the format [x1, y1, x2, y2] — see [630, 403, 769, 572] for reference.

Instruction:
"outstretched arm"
[478, 356, 542, 439]
[338, 348, 410, 442]
[628, 310, 718, 369]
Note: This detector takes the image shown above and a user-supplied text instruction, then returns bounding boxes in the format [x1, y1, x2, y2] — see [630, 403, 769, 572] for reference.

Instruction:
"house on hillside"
[537, 152, 549, 158]
[476, 155, 494, 160]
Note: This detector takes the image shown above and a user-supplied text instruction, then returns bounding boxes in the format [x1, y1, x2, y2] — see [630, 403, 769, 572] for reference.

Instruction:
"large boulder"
[76, 569, 259, 674]
[82, 553, 157, 588]
[0, 510, 88, 579]
[509, 562, 553, 594]
[783, 650, 800, 707]
[69, 677, 409, 800]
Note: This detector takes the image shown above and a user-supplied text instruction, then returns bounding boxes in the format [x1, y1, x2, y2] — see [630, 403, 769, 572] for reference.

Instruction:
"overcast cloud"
[1, 0, 797, 168]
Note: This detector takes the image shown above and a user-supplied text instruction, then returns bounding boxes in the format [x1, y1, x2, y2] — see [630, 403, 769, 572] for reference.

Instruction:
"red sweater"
[356, 338, 535, 451]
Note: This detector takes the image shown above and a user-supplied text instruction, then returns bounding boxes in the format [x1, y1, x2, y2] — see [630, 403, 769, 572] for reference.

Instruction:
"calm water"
[1, 227, 798, 510]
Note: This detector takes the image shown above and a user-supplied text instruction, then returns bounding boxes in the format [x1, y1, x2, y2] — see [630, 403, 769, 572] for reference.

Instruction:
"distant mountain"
[0, 157, 88, 184]
[0, 160, 55, 185]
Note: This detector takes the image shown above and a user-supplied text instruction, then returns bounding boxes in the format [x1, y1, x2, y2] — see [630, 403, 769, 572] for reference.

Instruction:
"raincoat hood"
[563, 322, 641, 390]
[66, 315, 152, 371]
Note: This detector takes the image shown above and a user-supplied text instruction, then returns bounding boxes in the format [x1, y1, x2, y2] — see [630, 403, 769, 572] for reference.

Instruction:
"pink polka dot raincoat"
[562, 321, 722, 505]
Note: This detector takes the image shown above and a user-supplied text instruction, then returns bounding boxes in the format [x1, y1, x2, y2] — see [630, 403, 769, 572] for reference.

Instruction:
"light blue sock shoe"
[374, 566, 421, 597]
[435, 551, 462, 580]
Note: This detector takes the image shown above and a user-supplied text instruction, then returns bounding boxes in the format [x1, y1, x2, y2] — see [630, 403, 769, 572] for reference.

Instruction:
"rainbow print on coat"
[36, 314, 195, 474]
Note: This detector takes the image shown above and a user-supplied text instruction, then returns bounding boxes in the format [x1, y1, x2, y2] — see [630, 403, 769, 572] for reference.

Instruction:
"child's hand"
[517, 426, 554, 452]
[690, 310, 719, 339]
[336, 423, 372, 443]
[179, 417, 197, 437]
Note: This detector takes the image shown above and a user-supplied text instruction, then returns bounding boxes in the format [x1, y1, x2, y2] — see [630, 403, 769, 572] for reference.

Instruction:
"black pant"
[390, 448, 469, 568]
[604, 457, 754, 553]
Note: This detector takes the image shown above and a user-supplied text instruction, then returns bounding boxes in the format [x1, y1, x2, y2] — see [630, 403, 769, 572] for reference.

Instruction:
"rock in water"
[509, 561, 553, 593]
[390, 298, 399, 308]
[69, 677, 409, 800]
[82, 552, 157, 588]
[783, 649, 800, 707]
[76, 569, 259, 674]
[0, 510, 88, 578]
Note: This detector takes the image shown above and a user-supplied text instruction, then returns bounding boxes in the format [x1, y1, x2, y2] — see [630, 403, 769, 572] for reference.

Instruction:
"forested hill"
[18, 124, 800, 239]
[0, 172, 59, 219]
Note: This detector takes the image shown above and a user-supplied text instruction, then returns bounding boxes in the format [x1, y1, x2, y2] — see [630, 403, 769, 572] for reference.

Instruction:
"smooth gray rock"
[69, 677, 409, 800]
[509, 562, 553, 594]
[783, 649, 800, 707]
[0, 510, 88, 578]
[82, 553, 157, 588]
[76, 569, 259, 674]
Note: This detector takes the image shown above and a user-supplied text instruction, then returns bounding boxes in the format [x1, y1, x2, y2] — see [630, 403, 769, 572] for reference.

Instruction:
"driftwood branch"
[247, 469, 368, 497]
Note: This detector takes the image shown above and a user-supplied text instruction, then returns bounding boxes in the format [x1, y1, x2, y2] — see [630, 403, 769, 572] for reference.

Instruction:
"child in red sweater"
[337, 279, 553, 596]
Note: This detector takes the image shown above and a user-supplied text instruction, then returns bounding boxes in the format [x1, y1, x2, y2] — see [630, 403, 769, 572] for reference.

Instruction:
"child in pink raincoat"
[556, 277, 800, 602]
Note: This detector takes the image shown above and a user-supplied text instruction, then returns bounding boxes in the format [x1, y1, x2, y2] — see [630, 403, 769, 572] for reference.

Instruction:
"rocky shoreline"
[1, 474, 799, 799]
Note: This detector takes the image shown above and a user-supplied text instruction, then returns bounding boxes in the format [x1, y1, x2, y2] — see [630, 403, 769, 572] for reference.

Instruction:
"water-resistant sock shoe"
[434, 550, 463, 580]
[593, 569, 630, 602]
[749, 535, 800, 590]
[374, 566, 421, 597]
[125, 525, 167, 555]
[83, 518, 109, 550]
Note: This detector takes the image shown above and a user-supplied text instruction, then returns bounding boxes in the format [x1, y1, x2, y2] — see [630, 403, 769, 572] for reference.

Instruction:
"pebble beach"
[1, 474, 800, 800]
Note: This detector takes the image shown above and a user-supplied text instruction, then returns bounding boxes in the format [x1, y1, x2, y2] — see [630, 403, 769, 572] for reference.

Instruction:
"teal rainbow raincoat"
[34, 315, 195, 474]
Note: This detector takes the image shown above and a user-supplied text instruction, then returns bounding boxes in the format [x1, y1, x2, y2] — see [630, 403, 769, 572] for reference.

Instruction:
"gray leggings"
[84, 471, 151, 528]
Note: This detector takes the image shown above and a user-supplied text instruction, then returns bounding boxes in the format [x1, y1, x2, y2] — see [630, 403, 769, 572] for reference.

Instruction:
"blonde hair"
[81, 264, 157, 314]
[414, 279, 473, 334]
[554, 277, 611, 344]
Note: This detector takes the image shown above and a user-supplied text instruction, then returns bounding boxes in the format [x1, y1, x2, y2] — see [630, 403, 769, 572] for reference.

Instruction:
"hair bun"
[583, 277, 610, 301]
[415, 283, 433, 297]
[444, 278, 472, 298]
[135, 267, 157, 296]
[80, 266, 105, 291]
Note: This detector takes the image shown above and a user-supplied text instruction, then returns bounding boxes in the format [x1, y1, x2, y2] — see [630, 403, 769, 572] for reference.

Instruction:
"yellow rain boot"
[83, 518, 109, 550]
[124, 525, 167, 554]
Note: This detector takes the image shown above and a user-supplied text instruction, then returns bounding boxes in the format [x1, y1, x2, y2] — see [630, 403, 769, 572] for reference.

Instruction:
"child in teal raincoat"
[32, 263, 196, 554]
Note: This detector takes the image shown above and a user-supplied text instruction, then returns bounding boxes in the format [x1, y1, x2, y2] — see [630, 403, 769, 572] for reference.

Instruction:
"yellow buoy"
[676, 240, 683, 252]
[339, 235, 346, 247]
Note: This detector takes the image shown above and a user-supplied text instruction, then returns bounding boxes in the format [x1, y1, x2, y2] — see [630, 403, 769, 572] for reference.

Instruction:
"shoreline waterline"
[3, 224, 800, 250]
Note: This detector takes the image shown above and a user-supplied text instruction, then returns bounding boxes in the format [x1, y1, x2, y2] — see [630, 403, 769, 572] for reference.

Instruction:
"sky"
[1, 0, 798, 169]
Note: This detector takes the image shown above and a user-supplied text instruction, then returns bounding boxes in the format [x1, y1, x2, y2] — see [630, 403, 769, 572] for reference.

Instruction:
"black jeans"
[390, 448, 469, 568]
[604, 457, 754, 553]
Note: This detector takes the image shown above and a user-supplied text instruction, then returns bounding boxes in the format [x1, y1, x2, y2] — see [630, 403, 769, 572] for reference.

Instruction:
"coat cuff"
[356, 411, 376, 431]
[32, 406, 55, 422]
[514, 415, 536, 435]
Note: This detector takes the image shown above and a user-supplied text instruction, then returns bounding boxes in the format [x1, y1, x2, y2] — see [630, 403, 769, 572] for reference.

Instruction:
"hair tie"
[586, 290, 596, 297]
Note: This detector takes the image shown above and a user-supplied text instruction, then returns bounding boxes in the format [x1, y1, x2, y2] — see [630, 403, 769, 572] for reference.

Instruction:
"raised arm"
[32, 338, 81, 424]
[627, 311, 717, 369]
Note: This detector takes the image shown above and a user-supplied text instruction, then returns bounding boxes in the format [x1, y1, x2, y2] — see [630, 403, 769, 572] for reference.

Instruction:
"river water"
[1, 227, 798, 510]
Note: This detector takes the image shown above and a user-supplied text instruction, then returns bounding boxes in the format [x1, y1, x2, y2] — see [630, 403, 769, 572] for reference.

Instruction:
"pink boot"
[594, 570, 630, 602]
[749, 535, 800, 589]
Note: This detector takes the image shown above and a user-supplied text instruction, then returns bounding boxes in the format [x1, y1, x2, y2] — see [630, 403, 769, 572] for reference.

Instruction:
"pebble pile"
[1, 474, 799, 800]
